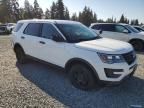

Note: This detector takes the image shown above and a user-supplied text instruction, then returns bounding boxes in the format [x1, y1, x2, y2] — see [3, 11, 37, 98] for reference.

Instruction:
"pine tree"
[93, 13, 97, 22]
[114, 18, 117, 23]
[24, 0, 34, 19]
[64, 7, 70, 20]
[119, 14, 125, 23]
[10, 0, 20, 21]
[71, 13, 78, 21]
[97, 19, 104, 23]
[78, 6, 95, 26]
[0, 0, 12, 22]
[50, 2, 57, 19]
[56, 0, 65, 19]
[33, 0, 43, 19]
[45, 8, 51, 19]
[135, 19, 139, 25]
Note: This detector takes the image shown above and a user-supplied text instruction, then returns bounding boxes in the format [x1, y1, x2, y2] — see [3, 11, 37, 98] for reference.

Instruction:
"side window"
[115, 25, 128, 33]
[101, 24, 115, 32]
[41, 23, 60, 39]
[92, 25, 101, 30]
[24, 23, 41, 36]
[14, 23, 23, 32]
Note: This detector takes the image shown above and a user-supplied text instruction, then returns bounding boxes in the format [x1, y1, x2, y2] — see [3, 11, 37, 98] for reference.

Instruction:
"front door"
[38, 23, 67, 67]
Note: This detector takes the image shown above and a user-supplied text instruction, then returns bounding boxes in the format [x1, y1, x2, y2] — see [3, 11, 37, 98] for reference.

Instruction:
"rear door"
[22, 22, 43, 58]
[91, 24, 116, 39]
[93, 24, 129, 42]
[99, 24, 116, 39]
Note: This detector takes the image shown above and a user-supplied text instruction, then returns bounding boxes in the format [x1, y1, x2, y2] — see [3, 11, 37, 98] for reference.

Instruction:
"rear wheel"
[14, 47, 27, 64]
[68, 64, 96, 90]
[130, 40, 144, 51]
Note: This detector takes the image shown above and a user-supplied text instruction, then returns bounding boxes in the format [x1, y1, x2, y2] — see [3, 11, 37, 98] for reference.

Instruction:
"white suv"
[90, 23, 144, 51]
[12, 19, 137, 90]
[6, 23, 16, 33]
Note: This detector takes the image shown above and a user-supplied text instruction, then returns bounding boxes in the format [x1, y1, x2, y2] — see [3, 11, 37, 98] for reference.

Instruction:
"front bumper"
[99, 64, 137, 85]
[92, 57, 137, 83]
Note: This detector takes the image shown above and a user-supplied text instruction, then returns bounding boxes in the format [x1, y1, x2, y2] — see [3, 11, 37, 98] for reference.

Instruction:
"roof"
[18, 19, 80, 24]
[90, 23, 129, 26]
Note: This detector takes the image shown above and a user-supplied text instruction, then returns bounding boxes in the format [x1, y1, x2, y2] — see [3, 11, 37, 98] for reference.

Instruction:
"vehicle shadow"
[0, 33, 10, 36]
[16, 61, 144, 108]
[136, 51, 144, 55]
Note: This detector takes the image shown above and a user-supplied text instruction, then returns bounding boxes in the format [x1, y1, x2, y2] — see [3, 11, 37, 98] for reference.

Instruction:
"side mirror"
[52, 35, 65, 42]
[122, 30, 129, 34]
[99, 30, 103, 34]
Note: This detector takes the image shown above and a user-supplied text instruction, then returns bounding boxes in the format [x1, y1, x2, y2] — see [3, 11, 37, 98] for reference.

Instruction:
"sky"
[19, 0, 144, 23]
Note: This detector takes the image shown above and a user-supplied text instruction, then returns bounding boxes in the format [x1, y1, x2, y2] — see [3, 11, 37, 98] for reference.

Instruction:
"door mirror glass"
[52, 35, 65, 42]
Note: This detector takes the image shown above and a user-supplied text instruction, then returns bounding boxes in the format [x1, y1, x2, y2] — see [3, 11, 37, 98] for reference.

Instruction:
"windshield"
[125, 25, 140, 33]
[55, 23, 99, 43]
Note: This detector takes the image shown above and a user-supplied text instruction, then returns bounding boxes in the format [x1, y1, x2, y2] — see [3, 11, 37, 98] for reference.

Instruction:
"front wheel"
[130, 40, 144, 51]
[68, 64, 96, 90]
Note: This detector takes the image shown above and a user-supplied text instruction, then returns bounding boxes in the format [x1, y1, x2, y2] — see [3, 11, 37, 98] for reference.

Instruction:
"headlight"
[97, 53, 125, 64]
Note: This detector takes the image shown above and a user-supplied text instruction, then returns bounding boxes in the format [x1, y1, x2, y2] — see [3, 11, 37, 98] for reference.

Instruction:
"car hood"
[75, 38, 133, 54]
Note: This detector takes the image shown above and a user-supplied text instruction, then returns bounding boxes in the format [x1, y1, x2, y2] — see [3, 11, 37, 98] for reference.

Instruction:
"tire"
[131, 40, 144, 51]
[15, 47, 27, 64]
[68, 64, 96, 90]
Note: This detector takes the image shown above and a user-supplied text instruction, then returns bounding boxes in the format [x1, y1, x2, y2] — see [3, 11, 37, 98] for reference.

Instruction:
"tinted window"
[101, 24, 115, 31]
[92, 24, 115, 32]
[125, 25, 139, 33]
[92, 25, 102, 30]
[115, 25, 128, 33]
[14, 23, 23, 32]
[42, 23, 60, 39]
[8, 24, 14, 26]
[24, 23, 41, 36]
[135, 27, 144, 31]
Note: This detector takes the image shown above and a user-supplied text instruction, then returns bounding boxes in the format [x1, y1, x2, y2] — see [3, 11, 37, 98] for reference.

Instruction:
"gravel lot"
[0, 35, 144, 108]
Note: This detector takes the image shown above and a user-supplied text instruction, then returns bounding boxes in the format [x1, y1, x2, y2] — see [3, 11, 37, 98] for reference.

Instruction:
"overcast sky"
[19, 0, 144, 23]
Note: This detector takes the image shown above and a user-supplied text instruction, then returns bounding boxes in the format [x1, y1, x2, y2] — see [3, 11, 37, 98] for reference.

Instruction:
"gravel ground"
[0, 35, 144, 108]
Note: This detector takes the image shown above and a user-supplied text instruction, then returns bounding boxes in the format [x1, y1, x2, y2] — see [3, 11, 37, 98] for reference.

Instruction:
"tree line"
[0, 0, 143, 26]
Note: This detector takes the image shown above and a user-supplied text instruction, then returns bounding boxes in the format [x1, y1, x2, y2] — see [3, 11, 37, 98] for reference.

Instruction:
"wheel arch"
[65, 58, 99, 80]
[14, 43, 24, 52]
[129, 38, 144, 43]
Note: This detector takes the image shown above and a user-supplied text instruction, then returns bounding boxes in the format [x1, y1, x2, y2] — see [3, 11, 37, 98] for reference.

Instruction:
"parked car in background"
[142, 25, 144, 29]
[0, 24, 7, 34]
[0, 23, 15, 34]
[133, 26, 144, 32]
[11, 19, 137, 90]
[5, 23, 16, 33]
[90, 23, 144, 51]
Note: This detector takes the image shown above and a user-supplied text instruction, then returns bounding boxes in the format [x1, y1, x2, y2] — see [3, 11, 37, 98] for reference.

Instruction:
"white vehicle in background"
[12, 19, 137, 90]
[90, 23, 144, 51]
[6, 23, 16, 33]
[133, 26, 144, 32]
[0, 25, 7, 34]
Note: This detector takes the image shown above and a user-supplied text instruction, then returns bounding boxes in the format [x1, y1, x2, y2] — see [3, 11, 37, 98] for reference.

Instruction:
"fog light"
[104, 68, 123, 78]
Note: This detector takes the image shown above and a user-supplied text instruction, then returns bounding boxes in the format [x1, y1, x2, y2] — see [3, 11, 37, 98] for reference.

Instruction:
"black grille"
[122, 51, 136, 65]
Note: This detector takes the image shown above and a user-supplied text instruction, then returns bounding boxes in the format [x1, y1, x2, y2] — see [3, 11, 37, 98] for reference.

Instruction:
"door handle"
[21, 36, 25, 39]
[39, 41, 45, 44]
